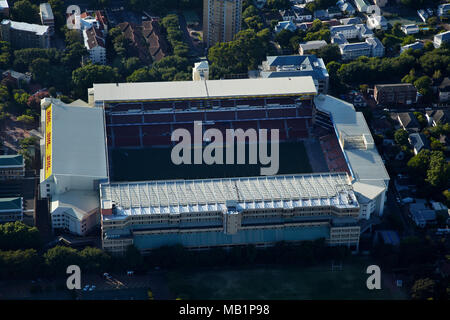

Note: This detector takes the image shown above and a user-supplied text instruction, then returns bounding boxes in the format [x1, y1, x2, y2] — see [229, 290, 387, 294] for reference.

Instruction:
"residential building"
[39, 98, 108, 236]
[327, 6, 342, 19]
[192, 60, 209, 81]
[354, 0, 380, 15]
[0, 0, 8, 18]
[331, 32, 348, 44]
[79, 10, 108, 34]
[434, 30, 450, 48]
[355, 23, 374, 39]
[408, 133, 430, 155]
[438, 77, 450, 102]
[367, 15, 388, 30]
[397, 112, 420, 132]
[340, 17, 362, 25]
[118, 22, 151, 63]
[400, 41, 423, 53]
[203, 0, 242, 48]
[2, 69, 31, 87]
[280, 8, 296, 21]
[373, 0, 387, 7]
[0, 19, 50, 49]
[338, 2, 356, 15]
[339, 41, 372, 60]
[417, 9, 429, 23]
[298, 40, 327, 55]
[0, 197, 23, 223]
[365, 36, 385, 57]
[330, 24, 359, 39]
[409, 200, 436, 228]
[0, 154, 25, 180]
[437, 3, 450, 18]
[293, 7, 313, 22]
[142, 20, 169, 62]
[258, 54, 329, 93]
[83, 26, 106, 64]
[314, 9, 329, 20]
[374, 83, 417, 105]
[274, 20, 297, 33]
[426, 109, 450, 126]
[39, 3, 54, 36]
[401, 24, 419, 35]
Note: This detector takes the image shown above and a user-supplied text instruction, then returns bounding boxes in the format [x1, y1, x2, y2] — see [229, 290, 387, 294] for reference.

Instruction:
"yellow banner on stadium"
[44, 105, 52, 179]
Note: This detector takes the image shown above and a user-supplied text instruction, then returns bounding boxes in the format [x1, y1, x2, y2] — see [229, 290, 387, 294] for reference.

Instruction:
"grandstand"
[91, 78, 316, 149]
[35, 77, 390, 254]
[100, 173, 361, 254]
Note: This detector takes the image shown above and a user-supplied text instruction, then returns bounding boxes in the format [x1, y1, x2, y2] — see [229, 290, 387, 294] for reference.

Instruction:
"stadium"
[39, 76, 389, 255]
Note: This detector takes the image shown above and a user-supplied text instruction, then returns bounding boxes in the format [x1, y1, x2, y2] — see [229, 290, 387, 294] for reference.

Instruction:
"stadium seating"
[105, 95, 315, 147]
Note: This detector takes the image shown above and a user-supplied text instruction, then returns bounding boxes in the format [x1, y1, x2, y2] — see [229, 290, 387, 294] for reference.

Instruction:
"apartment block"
[203, 0, 242, 47]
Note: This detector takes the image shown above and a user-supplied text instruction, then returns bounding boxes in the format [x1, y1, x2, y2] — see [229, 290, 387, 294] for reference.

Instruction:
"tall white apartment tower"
[203, 0, 242, 48]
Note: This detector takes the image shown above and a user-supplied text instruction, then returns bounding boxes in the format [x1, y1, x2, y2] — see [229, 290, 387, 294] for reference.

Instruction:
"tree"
[407, 149, 431, 183]
[0, 221, 41, 250]
[394, 129, 409, 146]
[411, 278, 435, 300]
[43, 246, 82, 276]
[72, 63, 120, 98]
[414, 76, 432, 97]
[243, 5, 259, 19]
[0, 249, 41, 279]
[17, 114, 34, 124]
[11, 0, 40, 24]
[275, 29, 295, 48]
[208, 29, 268, 79]
[266, 0, 290, 10]
[0, 41, 11, 70]
[426, 151, 449, 189]
[316, 44, 341, 64]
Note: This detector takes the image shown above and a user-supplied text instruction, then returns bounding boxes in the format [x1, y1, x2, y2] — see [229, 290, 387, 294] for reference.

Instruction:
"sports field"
[111, 142, 312, 181]
[166, 259, 408, 300]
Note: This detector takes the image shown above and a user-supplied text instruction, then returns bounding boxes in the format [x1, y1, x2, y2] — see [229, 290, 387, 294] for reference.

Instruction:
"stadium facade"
[38, 76, 389, 253]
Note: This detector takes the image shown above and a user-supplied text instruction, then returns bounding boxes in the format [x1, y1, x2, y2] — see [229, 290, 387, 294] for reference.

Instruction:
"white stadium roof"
[100, 172, 358, 217]
[92, 77, 317, 103]
[314, 94, 390, 189]
[45, 102, 108, 179]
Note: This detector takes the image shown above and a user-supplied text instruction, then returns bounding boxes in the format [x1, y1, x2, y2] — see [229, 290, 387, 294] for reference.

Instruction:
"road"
[386, 180, 415, 237]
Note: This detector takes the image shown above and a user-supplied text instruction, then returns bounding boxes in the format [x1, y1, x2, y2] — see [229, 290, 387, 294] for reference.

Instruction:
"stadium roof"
[0, 197, 22, 211]
[92, 77, 317, 103]
[0, 154, 23, 167]
[43, 101, 108, 180]
[314, 94, 390, 189]
[100, 172, 359, 217]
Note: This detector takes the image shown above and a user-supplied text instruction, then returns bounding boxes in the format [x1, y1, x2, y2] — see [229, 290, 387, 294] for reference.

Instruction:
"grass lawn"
[166, 258, 407, 300]
[111, 141, 312, 181]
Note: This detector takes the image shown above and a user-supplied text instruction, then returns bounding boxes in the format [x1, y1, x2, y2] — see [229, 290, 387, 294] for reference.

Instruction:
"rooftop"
[1, 19, 49, 36]
[0, 154, 24, 167]
[314, 94, 390, 189]
[93, 77, 317, 103]
[100, 172, 359, 216]
[51, 190, 99, 220]
[42, 101, 108, 180]
[0, 197, 22, 211]
[39, 3, 54, 20]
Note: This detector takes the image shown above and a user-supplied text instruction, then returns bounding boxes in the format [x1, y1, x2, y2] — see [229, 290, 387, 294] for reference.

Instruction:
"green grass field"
[166, 259, 407, 300]
[111, 142, 312, 181]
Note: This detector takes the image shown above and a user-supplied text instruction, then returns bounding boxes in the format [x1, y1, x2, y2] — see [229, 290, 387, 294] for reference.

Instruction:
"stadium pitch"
[110, 141, 312, 181]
